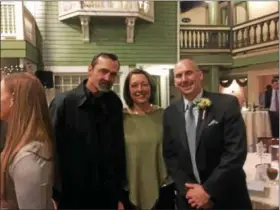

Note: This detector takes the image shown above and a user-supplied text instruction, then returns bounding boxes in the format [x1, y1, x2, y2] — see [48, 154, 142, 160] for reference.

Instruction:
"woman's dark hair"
[266, 84, 272, 91]
[123, 68, 156, 108]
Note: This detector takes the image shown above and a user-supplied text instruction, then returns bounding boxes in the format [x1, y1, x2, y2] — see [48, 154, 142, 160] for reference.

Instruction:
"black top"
[49, 80, 126, 209]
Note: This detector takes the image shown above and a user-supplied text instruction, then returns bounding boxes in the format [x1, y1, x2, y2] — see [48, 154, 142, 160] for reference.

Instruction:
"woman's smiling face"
[129, 73, 151, 105]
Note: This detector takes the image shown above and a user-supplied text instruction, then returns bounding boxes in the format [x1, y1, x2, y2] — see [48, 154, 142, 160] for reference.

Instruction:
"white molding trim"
[80, 16, 91, 42]
[44, 66, 88, 73]
[45, 65, 129, 74]
[136, 64, 174, 73]
[125, 17, 136, 43]
[118, 66, 129, 107]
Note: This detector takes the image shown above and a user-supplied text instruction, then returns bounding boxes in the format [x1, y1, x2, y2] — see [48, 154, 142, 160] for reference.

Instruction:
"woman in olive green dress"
[121, 69, 174, 210]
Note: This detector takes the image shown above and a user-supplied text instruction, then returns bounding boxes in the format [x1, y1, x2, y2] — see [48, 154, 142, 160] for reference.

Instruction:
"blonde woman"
[0, 72, 54, 209]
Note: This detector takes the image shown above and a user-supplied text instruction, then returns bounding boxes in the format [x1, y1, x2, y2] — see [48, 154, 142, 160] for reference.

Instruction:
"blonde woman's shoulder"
[9, 142, 51, 172]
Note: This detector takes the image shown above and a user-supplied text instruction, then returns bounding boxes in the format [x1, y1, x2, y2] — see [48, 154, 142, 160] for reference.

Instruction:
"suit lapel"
[175, 92, 214, 151]
[196, 91, 214, 150]
[175, 99, 189, 150]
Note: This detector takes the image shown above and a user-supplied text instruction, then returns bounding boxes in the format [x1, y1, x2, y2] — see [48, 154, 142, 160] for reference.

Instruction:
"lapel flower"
[194, 98, 212, 119]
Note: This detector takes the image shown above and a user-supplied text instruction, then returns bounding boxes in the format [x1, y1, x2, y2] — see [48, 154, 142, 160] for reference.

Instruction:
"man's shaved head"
[175, 59, 200, 73]
[174, 59, 203, 101]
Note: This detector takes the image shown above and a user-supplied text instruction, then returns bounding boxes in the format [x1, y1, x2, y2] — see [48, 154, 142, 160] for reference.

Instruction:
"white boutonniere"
[194, 98, 212, 120]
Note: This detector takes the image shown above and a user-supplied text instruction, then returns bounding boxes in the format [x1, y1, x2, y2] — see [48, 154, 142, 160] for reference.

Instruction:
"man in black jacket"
[49, 53, 126, 209]
[265, 77, 279, 138]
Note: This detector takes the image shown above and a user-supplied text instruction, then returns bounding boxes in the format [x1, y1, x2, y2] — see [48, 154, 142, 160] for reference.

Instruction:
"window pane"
[63, 86, 73, 92]
[71, 76, 80, 85]
[63, 76, 71, 85]
[54, 74, 87, 95]
[55, 76, 63, 86]
[81, 75, 87, 81]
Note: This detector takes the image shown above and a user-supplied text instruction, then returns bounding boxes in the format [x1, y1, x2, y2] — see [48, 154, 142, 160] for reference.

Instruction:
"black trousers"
[269, 111, 279, 138]
[122, 184, 175, 210]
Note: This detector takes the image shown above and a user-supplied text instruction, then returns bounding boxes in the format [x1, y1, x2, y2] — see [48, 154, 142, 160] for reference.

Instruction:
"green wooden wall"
[1, 40, 39, 64]
[35, 1, 178, 66]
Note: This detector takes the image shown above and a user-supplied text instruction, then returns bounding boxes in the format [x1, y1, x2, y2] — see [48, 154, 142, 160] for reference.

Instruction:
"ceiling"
[180, 1, 202, 13]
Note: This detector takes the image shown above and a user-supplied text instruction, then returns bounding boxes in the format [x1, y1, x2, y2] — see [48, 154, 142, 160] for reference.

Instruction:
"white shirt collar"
[183, 89, 203, 110]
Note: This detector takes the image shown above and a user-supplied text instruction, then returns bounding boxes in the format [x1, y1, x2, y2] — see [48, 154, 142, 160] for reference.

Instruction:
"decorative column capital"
[125, 17, 136, 43]
[79, 16, 91, 42]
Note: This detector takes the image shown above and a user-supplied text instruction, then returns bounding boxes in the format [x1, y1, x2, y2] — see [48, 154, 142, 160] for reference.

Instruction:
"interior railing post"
[229, 29, 233, 50]
[208, 30, 219, 48]
[228, 1, 234, 51]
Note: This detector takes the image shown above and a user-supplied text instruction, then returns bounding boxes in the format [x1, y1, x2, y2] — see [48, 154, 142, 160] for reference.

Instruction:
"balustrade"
[1, 1, 36, 46]
[232, 12, 278, 53]
[180, 26, 231, 51]
[1, 1, 278, 53]
[180, 12, 279, 53]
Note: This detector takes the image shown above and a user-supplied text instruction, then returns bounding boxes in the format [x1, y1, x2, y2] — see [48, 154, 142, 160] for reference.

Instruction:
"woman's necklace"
[130, 104, 155, 115]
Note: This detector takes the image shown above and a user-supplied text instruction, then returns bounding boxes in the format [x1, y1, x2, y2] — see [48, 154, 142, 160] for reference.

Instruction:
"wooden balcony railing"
[180, 26, 231, 52]
[1, 1, 36, 46]
[180, 12, 279, 54]
[232, 12, 279, 53]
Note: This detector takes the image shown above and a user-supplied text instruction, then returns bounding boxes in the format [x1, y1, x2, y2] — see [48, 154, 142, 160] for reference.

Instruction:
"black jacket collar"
[75, 79, 111, 108]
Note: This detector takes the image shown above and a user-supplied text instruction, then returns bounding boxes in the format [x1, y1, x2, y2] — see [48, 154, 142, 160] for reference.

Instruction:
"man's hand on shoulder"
[185, 183, 213, 209]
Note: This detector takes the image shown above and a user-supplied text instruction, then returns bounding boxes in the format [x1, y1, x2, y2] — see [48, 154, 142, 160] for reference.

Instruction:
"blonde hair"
[0, 71, 6, 81]
[0, 72, 54, 202]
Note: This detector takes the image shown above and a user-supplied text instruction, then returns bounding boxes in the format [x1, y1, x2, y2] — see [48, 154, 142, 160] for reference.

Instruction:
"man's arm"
[163, 109, 191, 196]
[112, 97, 127, 202]
[264, 90, 271, 108]
[49, 95, 65, 204]
[203, 96, 247, 201]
